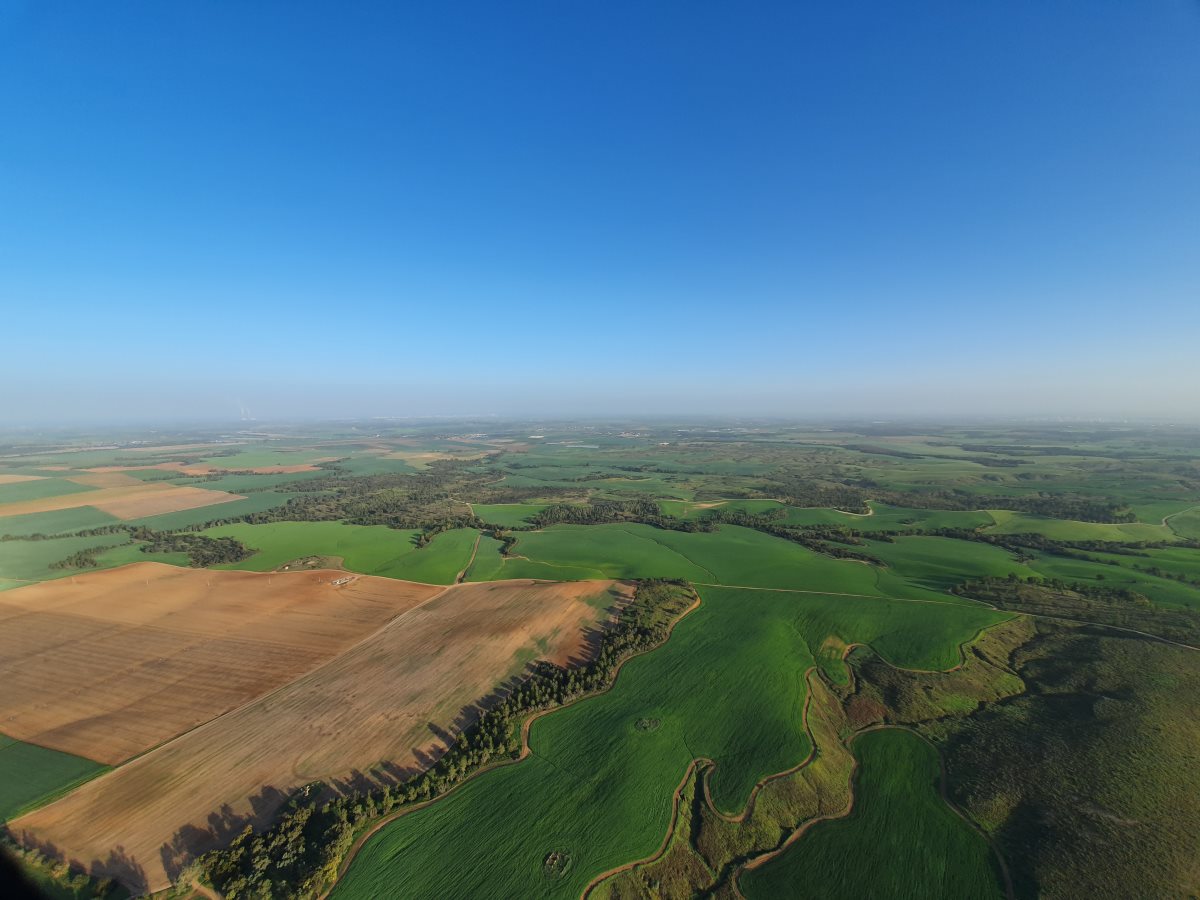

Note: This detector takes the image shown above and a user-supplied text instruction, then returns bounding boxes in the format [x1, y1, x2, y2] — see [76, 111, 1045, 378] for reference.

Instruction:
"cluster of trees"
[951, 574, 1200, 645]
[920, 527, 1195, 562]
[48, 545, 110, 569]
[136, 531, 252, 567]
[197, 580, 696, 899]
[701, 509, 888, 563]
[530, 499, 705, 532]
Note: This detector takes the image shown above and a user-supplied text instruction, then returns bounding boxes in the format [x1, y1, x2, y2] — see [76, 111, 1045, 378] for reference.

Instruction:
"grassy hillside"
[740, 729, 1003, 900]
[331, 586, 1004, 899]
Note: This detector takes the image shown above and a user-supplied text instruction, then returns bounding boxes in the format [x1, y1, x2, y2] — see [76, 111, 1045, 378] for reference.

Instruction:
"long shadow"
[157, 784, 288, 883]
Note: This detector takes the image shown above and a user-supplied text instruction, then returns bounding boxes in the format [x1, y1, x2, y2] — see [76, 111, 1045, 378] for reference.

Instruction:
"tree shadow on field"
[159, 785, 287, 883]
[9, 829, 150, 896]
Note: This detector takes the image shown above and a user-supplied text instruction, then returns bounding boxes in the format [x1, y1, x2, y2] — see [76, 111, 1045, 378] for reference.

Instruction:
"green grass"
[203, 521, 479, 584]
[0, 734, 108, 821]
[471, 523, 983, 604]
[864, 536, 1038, 593]
[1167, 506, 1200, 540]
[740, 728, 1003, 900]
[0, 478, 96, 506]
[0, 506, 120, 537]
[472, 503, 551, 527]
[331, 586, 1004, 899]
[982, 509, 1176, 542]
[0, 533, 132, 583]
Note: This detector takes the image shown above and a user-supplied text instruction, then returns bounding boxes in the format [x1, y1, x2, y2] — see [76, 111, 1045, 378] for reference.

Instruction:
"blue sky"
[1, 1, 1197, 422]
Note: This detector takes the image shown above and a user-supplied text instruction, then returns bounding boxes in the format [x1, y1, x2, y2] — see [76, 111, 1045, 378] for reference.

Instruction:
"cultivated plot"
[0, 563, 440, 763]
[12, 580, 619, 893]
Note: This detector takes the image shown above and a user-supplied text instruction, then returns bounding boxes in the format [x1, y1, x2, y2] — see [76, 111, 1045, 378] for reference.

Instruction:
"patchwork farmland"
[1, 422, 1198, 899]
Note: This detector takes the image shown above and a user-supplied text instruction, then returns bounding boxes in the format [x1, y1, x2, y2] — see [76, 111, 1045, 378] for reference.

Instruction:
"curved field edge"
[326, 588, 1008, 899]
[736, 727, 1007, 900]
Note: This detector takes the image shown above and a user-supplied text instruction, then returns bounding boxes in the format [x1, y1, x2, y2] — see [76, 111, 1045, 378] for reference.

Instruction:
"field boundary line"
[88, 575, 459, 771]
[317, 590, 703, 900]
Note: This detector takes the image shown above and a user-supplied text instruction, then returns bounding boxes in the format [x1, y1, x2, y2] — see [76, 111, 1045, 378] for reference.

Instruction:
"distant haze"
[1, 2, 1197, 425]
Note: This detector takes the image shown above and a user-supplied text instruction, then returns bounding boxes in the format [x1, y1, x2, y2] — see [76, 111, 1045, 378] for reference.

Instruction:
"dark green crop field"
[740, 728, 1003, 900]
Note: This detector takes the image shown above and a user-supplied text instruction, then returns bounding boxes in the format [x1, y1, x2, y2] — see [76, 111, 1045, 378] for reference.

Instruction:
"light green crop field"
[740, 728, 1003, 900]
[203, 521, 478, 584]
[470, 523, 981, 605]
[1167, 507, 1200, 540]
[863, 536, 1039, 593]
[1025, 551, 1200, 612]
[0, 734, 108, 821]
[472, 502, 551, 527]
[0, 506, 120, 537]
[0, 478, 96, 506]
[330, 587, 1005, 899]
[0, 533, 133, 584]
[982, 510, 1176, 543]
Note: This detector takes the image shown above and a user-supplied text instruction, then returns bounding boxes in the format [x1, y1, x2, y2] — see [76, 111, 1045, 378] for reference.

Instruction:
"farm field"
[1, 421, 1198, 899]
[739, 729, 1003, 899]
[12, 579, 619, 893]
[0, 481, 245, 520]
[0, 563, 440, 763]
[0, 735, 108, 822]
[329, 585, 1005, 900]
[203, 521, 479, 584]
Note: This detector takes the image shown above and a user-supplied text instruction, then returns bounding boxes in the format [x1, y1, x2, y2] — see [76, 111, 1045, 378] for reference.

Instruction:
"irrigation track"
[454, 533, 481, 583]
[316, 590, 704, 900]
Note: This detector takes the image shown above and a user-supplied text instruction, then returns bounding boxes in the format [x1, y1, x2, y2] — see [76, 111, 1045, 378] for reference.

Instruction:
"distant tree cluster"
[136, 531, 252, 567]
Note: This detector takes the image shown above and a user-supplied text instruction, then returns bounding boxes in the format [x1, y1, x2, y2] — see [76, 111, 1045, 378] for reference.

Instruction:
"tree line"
[196, 580, 696, 899]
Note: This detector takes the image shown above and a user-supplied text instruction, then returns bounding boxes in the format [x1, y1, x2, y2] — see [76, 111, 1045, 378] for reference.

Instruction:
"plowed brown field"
[0, 483, 245, 519]
[0, 563, 441, 763]
[11, 579, 619, 893]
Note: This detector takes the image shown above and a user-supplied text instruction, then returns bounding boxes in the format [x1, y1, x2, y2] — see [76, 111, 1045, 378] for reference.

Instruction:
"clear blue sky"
[1, 1, 1197, 422]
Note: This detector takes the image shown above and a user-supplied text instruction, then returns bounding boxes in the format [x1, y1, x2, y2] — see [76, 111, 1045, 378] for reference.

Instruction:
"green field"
[982, 509, 1176, 542]
[203, 521, 479, 584]
[0, 478, 96, 506]
[469, 523, 984, 605]
[740, 728, 1003, 899]
[0, 734, 108, 821]
[330, 586, 1004, 899]
[0, 533, 133, 584]
[0, 506, 120, 537]
[472, 502, 551, 527]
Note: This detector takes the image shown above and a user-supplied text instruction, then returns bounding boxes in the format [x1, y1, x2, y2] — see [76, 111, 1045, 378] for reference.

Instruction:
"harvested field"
[11, 579, 620, 893]
[0, 483, 245, 519]
[0, 563, 441, 764]
[64, 472, 144, 488]
[0, 474, 45, 485]
[88, 460, 323, 475]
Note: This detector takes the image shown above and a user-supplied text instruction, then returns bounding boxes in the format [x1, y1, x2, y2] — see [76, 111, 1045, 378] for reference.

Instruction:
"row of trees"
[197, 580, 696, 899]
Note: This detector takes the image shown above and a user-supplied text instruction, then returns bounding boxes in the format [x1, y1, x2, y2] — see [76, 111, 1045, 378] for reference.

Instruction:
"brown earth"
[0, 483, 246, 519]
[0, 563, 441, 763]
[0, 474, 45, 485]
[64, 472, 145, 488]
[87, 461, 323, 475]
[11, 579, 620, 893]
